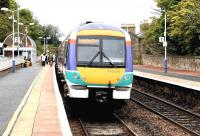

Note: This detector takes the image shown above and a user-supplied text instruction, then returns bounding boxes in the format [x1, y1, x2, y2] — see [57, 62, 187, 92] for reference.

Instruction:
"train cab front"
[66, 34, 133, 102]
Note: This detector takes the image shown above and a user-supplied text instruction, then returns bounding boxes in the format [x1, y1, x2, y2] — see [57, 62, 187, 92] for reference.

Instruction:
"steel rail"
[131, 89, 200, 136]
[113, 113, 138, 136]
[78, 118, 90, 136]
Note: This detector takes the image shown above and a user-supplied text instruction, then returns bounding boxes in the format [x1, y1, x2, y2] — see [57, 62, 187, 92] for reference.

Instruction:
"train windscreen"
[77, 36, 125, 67]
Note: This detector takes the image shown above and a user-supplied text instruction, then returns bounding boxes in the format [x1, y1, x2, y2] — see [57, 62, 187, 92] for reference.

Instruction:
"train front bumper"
[113, 87, 131, 99]
[67, 84, 131, 100]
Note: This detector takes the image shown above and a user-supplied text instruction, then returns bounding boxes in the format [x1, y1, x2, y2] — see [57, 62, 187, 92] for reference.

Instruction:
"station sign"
[163, 42, 167, 47]
[15, 37, 20, 43]
[159, 37, 165, 42]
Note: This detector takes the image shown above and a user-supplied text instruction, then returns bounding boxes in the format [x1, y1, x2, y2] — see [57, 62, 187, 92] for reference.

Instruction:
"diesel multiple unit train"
[56, 22, 133, 102]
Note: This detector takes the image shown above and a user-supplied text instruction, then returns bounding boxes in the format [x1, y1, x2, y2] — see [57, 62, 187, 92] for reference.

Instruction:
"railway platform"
[134, 65, 200, 91]
[0, 64, 72, 136]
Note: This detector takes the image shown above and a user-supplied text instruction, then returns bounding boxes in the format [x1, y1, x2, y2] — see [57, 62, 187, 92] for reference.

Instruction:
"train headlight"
[123, 75, 130, 80]
[72, 73, 80, 79]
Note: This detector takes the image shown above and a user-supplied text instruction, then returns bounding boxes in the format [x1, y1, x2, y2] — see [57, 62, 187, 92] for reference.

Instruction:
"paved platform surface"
[134, 65, 200, 91]
[134, 65, 200, 81]
[2, 65, 72, 136]
[0, 64, 42, 135]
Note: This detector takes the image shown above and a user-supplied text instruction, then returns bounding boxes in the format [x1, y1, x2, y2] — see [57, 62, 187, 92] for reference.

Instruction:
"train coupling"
[95, 91, 108, 103]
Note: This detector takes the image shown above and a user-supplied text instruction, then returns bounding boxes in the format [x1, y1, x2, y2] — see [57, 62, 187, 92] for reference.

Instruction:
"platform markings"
[2, 68, 44, 136]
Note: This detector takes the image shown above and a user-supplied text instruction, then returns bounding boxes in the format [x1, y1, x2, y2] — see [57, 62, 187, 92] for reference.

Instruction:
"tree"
[0, 0, 9, 9]
[18, 9, 44, 41]
[42, 24, 61, 45]
[168, 0, 200, 55]
[0, 0, 17, 42]
[156, 0, 181, 10]
[141, 0, 200, 55]
[140, 18, 164, 55]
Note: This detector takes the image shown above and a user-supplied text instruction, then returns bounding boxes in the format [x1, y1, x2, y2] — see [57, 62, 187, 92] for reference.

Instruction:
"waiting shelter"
[3, 32, 37, 62]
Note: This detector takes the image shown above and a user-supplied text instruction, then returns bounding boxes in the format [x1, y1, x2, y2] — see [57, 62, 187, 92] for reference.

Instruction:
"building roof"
[3, 33, 36, 49]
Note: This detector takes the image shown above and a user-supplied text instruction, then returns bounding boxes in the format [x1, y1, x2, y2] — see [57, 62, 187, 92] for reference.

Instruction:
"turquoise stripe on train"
[66, 71, 133, 87]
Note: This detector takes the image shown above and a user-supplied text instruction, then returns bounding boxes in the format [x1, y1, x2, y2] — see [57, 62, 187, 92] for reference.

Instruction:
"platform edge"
[53, 65, 73, 136]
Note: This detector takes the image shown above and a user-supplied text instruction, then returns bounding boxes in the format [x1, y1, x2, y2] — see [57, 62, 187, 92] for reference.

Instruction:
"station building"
[121, 24, 144, 64]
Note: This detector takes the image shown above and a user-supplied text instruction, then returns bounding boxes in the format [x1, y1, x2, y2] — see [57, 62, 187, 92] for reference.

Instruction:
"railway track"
[64, 100, 88, 136]
[131, 89, 200, 136]
[78, 113, 137, 136]
[65, 99, 137, 136]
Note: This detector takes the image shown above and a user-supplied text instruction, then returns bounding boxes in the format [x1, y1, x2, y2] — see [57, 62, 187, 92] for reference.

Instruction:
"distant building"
[121, 24, 143, 64]
[121, 24, 136, 44]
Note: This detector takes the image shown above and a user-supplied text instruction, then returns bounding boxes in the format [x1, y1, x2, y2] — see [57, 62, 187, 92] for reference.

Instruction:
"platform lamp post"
[153, 8, 168, 73]
[1, 7, 24, 72]
[163, 10, 167, 73]
[17, 0, 21, 57]
[45, 37, 51, 54]
[21, 23, 34, 59]
[1, 7, 16, 73]
[39, 36, 51, 54]
[39, 37, 46, 54]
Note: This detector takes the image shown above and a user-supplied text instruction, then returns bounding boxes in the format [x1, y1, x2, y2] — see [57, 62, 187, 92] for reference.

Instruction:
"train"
[56, 22, 133, 103]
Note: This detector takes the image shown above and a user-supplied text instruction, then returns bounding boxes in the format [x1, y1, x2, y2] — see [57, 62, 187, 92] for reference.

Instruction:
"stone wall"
[142, 54, 200, 72]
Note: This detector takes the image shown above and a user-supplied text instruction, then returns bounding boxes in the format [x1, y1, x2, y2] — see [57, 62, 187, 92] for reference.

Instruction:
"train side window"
[65, 40, 69, 65]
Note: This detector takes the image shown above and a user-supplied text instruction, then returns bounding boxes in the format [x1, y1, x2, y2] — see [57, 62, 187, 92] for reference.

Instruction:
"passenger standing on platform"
[52, 54, 55, 64]
[45, 55, 48, 64]
[49, 54, 53, 67]
[41, 54, 46, 66]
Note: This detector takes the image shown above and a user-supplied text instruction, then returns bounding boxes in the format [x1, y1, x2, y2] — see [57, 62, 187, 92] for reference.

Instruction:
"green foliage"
[18, 9, 44, 41]
[140, 18, 164, 55]
[36, 40, 43, 56]
[156, 0, 181, 10]
[0, 0, 9, 8]
[0, 12, 11, 41]
[47, 44, 58, 54]
[42, 24, 61, 46]
[168, 0, 200, 55]
[141, 0, 200, 56]
[0, 0, 17, 41]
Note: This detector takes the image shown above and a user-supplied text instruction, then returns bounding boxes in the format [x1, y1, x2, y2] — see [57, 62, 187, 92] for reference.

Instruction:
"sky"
[18, 0, 158, 38]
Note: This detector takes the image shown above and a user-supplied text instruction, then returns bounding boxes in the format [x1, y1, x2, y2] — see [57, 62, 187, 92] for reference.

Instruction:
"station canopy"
[3, 32, 36, 49]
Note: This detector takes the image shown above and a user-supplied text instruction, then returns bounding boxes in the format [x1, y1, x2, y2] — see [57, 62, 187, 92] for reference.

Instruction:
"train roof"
[66, 22, 129, 40]
[76, 22, 125, 33]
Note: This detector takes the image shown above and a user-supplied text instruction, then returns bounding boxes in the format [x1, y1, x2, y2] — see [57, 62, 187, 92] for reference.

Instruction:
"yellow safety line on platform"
[10, 69, 46, 136]
[2, 68, 44, 136]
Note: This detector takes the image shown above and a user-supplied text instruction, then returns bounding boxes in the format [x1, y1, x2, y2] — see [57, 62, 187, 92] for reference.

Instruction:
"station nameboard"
[159, 37, 165, 42]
